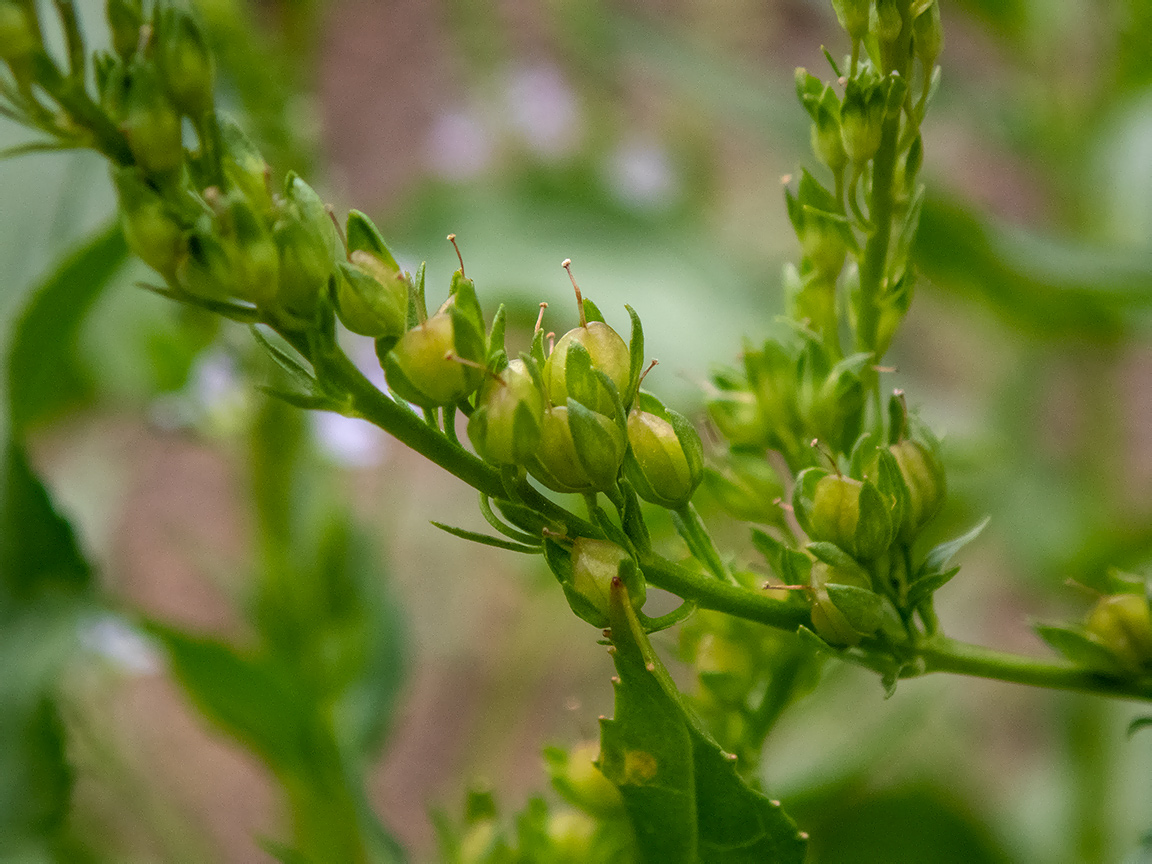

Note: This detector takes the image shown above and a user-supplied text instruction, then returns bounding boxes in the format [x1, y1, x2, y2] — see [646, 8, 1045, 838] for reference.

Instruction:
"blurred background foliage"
[4, 0, 1152, 861]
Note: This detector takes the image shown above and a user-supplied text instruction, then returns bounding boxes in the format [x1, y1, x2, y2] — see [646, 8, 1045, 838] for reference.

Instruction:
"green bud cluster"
[706, 332, 872, 471]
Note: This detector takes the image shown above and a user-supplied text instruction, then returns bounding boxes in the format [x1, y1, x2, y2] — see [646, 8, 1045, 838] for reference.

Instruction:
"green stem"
[638, 551, 810, 631]
[918, 637, 1152, 701]
[314, 341, 596, 539]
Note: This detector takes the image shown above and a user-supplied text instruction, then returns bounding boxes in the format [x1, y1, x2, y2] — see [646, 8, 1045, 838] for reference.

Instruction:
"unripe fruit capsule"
[1085, 593, 1152, 672]
[570, 538, 644, 620]
[467, 358, 545, 466]
[384, 312, 482, 407]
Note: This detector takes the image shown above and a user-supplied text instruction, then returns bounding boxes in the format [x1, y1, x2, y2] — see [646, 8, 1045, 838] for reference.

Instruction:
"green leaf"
[7, 222, 128, 432]
[919, 517, 990, 579]
[429, 521, 542, 553]
[0, 441, 91, 605]
[601, 578, 807, 864]
[144, 622, 315, 775]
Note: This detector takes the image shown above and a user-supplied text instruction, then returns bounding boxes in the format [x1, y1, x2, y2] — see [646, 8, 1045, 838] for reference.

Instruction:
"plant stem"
[917, 637, 1152, 701]
[637, 551, 810, 631]
[315, 341, 596, 539]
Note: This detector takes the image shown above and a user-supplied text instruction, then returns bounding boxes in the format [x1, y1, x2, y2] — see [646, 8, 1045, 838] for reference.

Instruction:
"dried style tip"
[535, 301, 548, 332]
[562, 258, 587, 327]
[448, 233, 464, 275]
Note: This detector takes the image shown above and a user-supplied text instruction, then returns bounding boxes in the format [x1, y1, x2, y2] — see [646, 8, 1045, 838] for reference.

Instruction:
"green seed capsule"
[793, 468, 893, 560]
[335, 250, 408, 338]
[889, 438, 945, 542]
[383, 311, 482, 407]
[809, 559, 875, 646]
[529, 403, 626, 494]
[570, 538, 645, 622]
[624, 394, 703, 509]
[544, 321, 631, 412]
[223, 197, 279, 305]
[467, 358, 545, 466]
[1085, 594, 1152, 673]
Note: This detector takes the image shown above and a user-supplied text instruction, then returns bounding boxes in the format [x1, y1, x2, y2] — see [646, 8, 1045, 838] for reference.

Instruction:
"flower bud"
[889, 438, 945, 542]
[793, 468, 893, 560]
[913, 0, 943, 69]
[467, 358, 545, 466]
[154, 6, 214, 118]
[544, 321, 631, 413]
[810, 88, 847, 173]
[1085, 593, 1152, 673]
[120, 60, 183, 174]
[106, 0, 142, 59]
[221, 196, 279, 305]
[545, 741, 624, 817]
[570, 538, 644, 624]
[272, 174, 336, 318]
[0, 1, 38, 62]
[383, 311, 483, 407]
[832, 0, 870, 40]
[529, 403, 626, 494]
[111, 167, 184, 278]
[335, 251, 407, 338]
[872, 0, 903, 46]
[840, 78, 887, 165]
[176, 229, 236, 301]
[623, 392, 703, 509]
[219, 115, 271, 212]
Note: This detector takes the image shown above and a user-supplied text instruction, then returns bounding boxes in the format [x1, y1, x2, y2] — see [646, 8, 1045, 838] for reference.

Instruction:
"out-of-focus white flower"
[427, 108, 493, 179]
[607, 137, 678, 211]
[311, 411, 389, 468]
[504, 64, 581, 159]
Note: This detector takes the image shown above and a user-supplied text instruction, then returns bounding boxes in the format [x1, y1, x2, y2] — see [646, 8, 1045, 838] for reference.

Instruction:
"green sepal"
[486, 303, 507, 362]
[407, 261, 426, 330]
[567, 398, 626, 492]
[334, 259, 407, 338]
[625, 304, 644, 409]
[824, 583, 883, 634]
[600, 578, 808, 864]
[904, 566, 959, 610]
[917, 517, 990, 580]
[530, 324, 547, 367]
[1035, 625, 1128, 676]
[619, 479, 652, 552]
[446, 277, 486, 360]
[345, 209, 399, 269]
[806, 541, 870, 583]
[582, 297, 606, 324]
[871, 448, 909, 540]
[790, 467, 827, 538]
